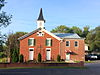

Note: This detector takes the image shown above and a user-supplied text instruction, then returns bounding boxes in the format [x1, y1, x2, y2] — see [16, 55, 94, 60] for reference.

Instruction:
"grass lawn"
[42, 60, 77, 63]
[85, 61, 95, 63]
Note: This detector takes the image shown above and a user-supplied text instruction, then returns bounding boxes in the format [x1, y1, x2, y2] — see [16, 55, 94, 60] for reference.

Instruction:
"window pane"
[28, 38, 35, 46]
[29, 49, 33, 51]
[66, 41, 69, 46]
[46, 39, 51, 46]
[75, 41, 78, 47]
[28, 39, 32, 46]
[47, 40, 49, 46]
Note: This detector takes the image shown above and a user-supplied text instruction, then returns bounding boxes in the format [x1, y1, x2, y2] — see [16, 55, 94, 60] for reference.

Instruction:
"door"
[66, 53, 70, 60]
[46, 49, 51, 60]
[29, 48, 34, 60]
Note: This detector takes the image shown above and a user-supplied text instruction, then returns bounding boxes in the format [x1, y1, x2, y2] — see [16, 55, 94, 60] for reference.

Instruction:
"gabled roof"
[42, 29, 61, 40]
[37, 8, 45, 22]
[18, 28, 41, 40]
[18, 28, 61, 41]
[53, 33, 82, 39]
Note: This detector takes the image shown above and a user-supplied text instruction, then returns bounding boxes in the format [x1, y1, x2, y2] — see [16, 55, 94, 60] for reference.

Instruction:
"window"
[28, 38, 35, 46]
[29, 49, 34, 51]
[75, 41, 78, 47]
[37, 32, 44, 36]
[39, 22, 42, 26]
[66, 41, 70, 46]
[46, 38, 52, 46]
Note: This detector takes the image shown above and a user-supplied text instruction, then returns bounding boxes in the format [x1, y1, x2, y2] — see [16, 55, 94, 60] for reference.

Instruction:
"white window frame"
[46, 48, 51, 51]
[29, 48, 34, 51]
[28, 38, 34, 46]
[46, 38, 52, 47]
[66, 41, 70, 47]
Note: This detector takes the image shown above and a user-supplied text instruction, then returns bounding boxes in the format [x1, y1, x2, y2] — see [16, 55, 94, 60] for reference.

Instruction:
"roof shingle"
[53, 33, 81, 39]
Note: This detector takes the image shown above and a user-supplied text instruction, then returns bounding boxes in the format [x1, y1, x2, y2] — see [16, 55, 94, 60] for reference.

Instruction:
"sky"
[1, 0, 100, 34]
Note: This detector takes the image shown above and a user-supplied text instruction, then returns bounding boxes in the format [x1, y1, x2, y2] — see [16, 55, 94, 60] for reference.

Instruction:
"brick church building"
[18, 8, 85, 62]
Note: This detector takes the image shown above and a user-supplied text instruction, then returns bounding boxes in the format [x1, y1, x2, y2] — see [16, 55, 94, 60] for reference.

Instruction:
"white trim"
[47, 38, 51, 40]
[42, 29, 61, 41]
[46, 48, 51, 60]
[46, 48, 51, 50]
[29, 38, 34, 39]
[62, 38, 84, 40]
[29, 48, 34, 50]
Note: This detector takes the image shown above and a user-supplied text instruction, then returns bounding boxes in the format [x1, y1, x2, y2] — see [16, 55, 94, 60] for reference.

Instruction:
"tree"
[0, 0, 12, 52]
[71, 26, 82, 36]
[6, 32, 27, 62]
[86, 26, 100, 51]
[82, 26, 89, 38]
[51, 25, 73, 33]
[57, 55, 61, 62]
[38, 53, 41, 62]
[12, 49, 19, 63]
[19, 54, 24, 63]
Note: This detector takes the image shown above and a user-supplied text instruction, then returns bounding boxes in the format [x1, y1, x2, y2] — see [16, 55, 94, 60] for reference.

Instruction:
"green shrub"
[38, 53, 41, 62]
[12, 49, 19, 63]
[19, 54, 24, 63]
[57, 55, 61, 62]
[0, 58, 7, 63]
[0, 52, 7, 58]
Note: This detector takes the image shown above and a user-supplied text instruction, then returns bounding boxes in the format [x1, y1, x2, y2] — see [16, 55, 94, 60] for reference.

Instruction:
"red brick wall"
[20, 30, 85, 62]
[0, 61, 84, 68]
[20, 31, 60, 62]
[60, 39, 85, 61]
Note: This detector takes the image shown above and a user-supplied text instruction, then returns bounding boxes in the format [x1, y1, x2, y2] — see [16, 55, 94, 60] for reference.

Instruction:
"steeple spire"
[37, 8, 45, 22]
[37, 8, 45, 29]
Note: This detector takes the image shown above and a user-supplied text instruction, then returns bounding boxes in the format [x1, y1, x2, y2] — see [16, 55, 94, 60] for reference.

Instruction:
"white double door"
[29, 48, 34, 60]
[46, 49, 51, 60]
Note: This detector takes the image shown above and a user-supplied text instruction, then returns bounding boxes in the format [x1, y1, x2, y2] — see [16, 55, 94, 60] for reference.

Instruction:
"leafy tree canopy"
[6, 32, 27, 58]
[0, 0, 12, 51]
[51, 25, 73, 33]
[86, 26, 100, 51]
[0, 0, 12, 29]
[50, 25, 89, 38]
[71, 26, 82, 36]
[82, 26, 89, 38]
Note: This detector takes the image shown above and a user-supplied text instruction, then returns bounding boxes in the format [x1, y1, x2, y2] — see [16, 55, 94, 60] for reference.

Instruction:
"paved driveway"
[0, 61, 100, 75]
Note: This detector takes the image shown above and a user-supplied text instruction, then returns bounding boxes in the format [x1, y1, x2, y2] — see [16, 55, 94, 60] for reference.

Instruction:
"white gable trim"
[42, 29, 61, 41]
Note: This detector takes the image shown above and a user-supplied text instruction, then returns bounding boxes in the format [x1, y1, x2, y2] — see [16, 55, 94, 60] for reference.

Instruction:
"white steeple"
[37, 8, 45, 29]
